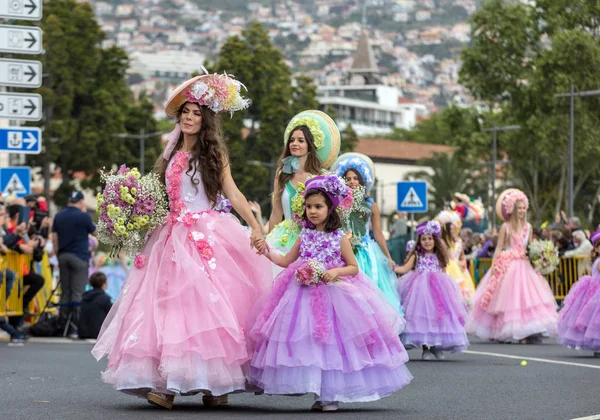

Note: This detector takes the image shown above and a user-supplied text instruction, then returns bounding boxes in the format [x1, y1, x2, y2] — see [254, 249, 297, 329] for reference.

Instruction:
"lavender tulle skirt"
[398, 270, 469, 352]
[558, 275, 600, 351]
[249, 261, 413, 402]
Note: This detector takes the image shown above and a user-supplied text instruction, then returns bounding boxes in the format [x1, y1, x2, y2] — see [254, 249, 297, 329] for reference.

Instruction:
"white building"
[317, 29, 427, 136]
[129, 51, 206, 80]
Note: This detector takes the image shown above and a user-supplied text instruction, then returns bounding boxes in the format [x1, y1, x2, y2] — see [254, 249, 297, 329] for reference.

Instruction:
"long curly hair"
[441, 222, 456, 249]
[153, 103, 228, 207]
[274, 125, 321, 203]
[406, 234, 449, 269]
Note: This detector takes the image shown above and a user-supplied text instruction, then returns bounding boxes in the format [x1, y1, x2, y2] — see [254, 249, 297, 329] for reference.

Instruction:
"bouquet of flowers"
[97, 165, 169, 257]
[343, 185, 369, 249]
[527, 239, 560, 275]
[295, 259, 340, 286]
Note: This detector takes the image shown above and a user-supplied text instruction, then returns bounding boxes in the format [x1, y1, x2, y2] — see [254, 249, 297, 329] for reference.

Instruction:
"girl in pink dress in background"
[92, 72, 273, 409]
[468, 189, 558, 343]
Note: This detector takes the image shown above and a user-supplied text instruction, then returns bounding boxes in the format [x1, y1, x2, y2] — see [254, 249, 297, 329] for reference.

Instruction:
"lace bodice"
[298, 228, 346, 269]
[503, 223, 530, 253]
[166, 152, 212, 212]
[414, 253, 442, 273]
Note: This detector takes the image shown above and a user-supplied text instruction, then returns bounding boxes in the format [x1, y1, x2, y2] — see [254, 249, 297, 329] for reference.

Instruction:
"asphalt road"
[1, 337, 599, 420]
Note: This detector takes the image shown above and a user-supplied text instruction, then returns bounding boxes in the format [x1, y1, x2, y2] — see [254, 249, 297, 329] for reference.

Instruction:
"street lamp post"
[481, 124, 520, 230]
[555, 85, 600, 218]
[111, 129, 169, 175]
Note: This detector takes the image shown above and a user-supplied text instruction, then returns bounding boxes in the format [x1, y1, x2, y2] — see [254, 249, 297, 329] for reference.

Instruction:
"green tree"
[340, 124, 358, 153]
[459, 0, 600, 225]
[213, 22, 319, 205]
[25, 0, 155, 203]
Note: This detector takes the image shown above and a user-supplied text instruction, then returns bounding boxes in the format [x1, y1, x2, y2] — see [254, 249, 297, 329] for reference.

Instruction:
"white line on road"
[569, 415, 600, 420]
[464, 350, 600, 370]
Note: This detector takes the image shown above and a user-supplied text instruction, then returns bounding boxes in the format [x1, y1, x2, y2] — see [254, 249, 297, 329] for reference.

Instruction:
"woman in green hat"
[263, 110, 340, 256]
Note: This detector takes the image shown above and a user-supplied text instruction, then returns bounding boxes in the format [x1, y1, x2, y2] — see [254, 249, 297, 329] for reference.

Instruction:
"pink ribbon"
[163, 123, 181, 160]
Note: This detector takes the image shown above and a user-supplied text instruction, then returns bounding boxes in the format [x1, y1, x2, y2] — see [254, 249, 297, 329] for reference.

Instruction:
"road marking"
[464, 350, 600, 370]
[569, 415, 600, 420]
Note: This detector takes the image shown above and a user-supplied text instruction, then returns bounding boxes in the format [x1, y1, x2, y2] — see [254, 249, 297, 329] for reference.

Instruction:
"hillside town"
[83, 0, 481, 119]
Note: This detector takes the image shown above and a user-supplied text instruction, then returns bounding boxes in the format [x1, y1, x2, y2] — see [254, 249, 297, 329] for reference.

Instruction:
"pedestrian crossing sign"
[0, 166, 31, 198]
[397, 181, 427, 213]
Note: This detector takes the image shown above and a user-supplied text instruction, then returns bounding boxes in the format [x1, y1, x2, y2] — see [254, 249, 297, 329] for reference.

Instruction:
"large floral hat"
[435, 209, 462, 228]
[164, 67, 250, 117]
[304, 174, 352, 210]
[332, 152, 375, 193]
[496, 188, 529, 222]
[283, 110, 341, 169]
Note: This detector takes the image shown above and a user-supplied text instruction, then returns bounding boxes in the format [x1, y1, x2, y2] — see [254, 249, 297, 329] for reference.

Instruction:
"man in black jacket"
[78, 272, 112, 339]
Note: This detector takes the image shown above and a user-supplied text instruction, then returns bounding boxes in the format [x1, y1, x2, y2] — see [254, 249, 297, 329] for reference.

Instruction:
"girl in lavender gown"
[251, 175, 412, 412]
[395, 221, 469, 360]
[558, 230, 600, 356]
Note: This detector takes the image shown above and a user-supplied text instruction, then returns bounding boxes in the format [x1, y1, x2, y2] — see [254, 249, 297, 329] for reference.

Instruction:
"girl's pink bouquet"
[295, 260, 339, 286]
[97, 165, 169, 257]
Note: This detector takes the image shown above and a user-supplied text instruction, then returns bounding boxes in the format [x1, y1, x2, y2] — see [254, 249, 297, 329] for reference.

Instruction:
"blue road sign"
[0, 167, 31, 198]
[397, 181, 428, 213]
[0, 126, 41, 154]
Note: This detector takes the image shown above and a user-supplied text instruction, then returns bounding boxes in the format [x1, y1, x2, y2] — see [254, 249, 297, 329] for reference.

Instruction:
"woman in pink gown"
[92, 72, 273, 409]
[468, 189, 557, 343]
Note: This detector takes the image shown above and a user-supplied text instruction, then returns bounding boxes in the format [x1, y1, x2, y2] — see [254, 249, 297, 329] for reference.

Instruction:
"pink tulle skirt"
[467, 256, 558, 342]
[92, 211, 273, 397]
[558, 275, 600, 351]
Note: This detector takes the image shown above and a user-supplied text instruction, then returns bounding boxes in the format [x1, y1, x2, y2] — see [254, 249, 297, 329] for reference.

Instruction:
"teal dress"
[350, 198, 404, 315]
[266, 181, 302, 252]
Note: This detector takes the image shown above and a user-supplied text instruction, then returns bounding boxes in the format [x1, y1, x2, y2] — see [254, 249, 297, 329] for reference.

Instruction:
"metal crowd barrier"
[469, 255, 590, 301]
[0, 250, 56, 319]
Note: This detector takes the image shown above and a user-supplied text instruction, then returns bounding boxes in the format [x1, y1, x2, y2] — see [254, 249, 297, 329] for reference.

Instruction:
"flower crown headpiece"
[304, 174, 353, 211]
[416, 221, 442, 237]
[502, 189, 529, 219]
[406, 240, 416, 253]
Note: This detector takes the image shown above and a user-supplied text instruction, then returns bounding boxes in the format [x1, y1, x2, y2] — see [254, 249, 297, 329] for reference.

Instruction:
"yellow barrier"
[469, 255, 590, 301]
[0, 250, 56, 319]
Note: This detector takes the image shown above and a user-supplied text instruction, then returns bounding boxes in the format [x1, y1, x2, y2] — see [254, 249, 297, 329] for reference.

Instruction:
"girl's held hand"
[254, 238, 269, 256]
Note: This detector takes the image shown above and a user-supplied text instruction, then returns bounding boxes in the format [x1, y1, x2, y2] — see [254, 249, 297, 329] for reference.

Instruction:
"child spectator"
[78, 272, 112, 339]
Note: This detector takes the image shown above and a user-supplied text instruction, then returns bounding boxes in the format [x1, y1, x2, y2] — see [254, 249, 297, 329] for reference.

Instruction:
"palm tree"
[404, 152, 473, 215]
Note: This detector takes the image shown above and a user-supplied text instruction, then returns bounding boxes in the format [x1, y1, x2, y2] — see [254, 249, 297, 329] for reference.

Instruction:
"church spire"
[348, 3, 380, 86]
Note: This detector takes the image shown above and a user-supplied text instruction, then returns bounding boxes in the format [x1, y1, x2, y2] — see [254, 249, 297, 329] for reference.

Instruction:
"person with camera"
[52, 191, 97, 338]
[4, 200, 46, 334]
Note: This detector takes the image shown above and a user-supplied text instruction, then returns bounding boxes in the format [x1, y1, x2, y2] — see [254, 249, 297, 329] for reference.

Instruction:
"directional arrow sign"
[0, 93, 42, 121]
[0, 25, 43, 55]
[0, 167, 31, 198]
[0, 58, 42, 88]
[0, 0, 43, 21]
[0, 127, 42, 154]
